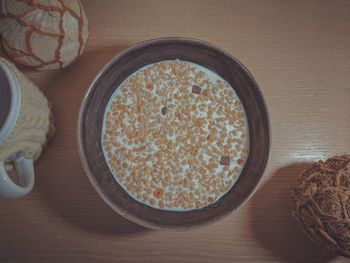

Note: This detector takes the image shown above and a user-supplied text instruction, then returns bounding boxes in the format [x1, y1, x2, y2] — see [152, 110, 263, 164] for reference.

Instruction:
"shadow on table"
[37, 167, 147, 236]
[35, 44, 147, 236]
[249, 163, 337, 263]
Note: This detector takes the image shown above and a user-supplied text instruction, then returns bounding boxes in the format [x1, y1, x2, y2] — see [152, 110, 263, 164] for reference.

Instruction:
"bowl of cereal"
[78, 38, 270, 229]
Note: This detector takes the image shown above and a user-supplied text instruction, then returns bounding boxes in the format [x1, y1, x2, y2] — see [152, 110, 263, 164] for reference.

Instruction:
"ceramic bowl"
[78, 38, 270, 229]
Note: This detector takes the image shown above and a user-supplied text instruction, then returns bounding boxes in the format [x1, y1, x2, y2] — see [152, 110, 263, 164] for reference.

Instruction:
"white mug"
[0, 58, 54, 199]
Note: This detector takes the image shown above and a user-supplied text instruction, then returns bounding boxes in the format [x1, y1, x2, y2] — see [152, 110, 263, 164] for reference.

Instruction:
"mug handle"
[0, 157, 34, 199]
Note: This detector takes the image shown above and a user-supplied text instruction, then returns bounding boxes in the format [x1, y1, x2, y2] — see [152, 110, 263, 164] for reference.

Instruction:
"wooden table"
[1, 1, 350, 262]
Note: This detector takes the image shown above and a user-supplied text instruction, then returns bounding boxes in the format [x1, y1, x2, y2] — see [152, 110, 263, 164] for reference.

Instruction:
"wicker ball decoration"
[290, 155, 350, 257]
[0, 0, 88, 70]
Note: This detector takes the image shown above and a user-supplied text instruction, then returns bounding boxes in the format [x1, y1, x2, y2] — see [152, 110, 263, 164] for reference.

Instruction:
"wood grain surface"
[1, 0, 350, 262]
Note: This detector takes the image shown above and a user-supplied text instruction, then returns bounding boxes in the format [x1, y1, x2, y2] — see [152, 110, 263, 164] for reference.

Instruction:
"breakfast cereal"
[102, 60, 249, 211]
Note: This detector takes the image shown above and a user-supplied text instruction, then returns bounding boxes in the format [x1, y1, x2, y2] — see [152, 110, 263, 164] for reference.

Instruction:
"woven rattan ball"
[290, 155, 350, 257]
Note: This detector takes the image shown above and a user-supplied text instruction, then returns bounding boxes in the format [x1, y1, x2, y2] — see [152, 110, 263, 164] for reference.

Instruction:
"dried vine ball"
[0, 0, 89, 70]
[290, 155, 350, 257]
